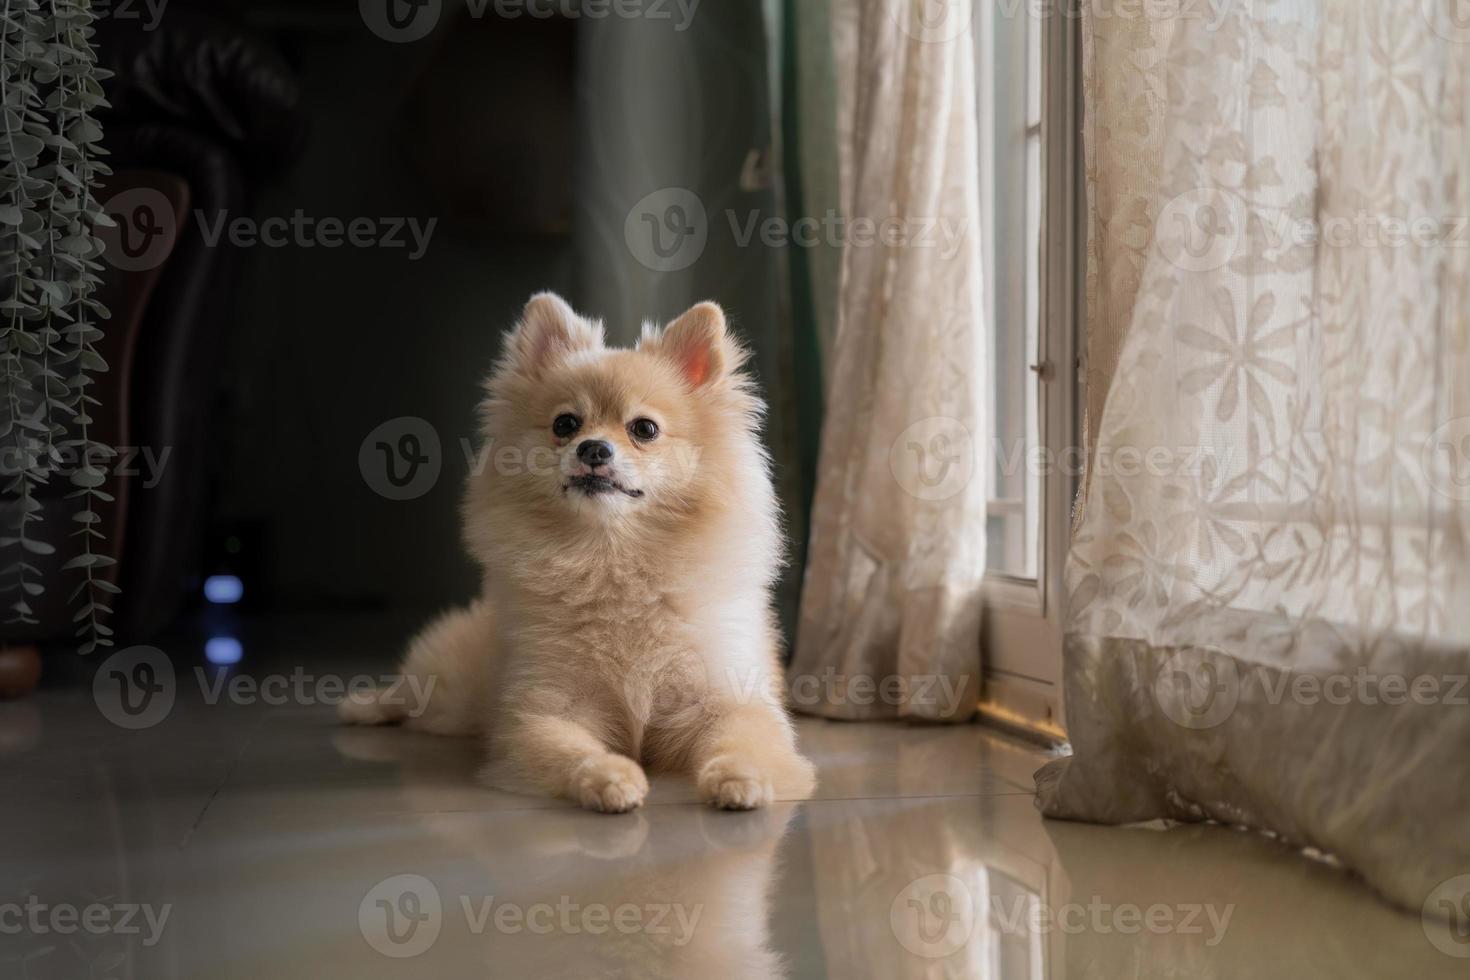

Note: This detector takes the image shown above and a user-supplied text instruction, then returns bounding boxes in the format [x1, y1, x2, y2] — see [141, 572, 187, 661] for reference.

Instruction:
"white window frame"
[977, 2, 1082, 743]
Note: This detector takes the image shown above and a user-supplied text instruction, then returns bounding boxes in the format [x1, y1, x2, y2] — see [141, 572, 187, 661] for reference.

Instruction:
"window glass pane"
[977, 5, 1042, 580]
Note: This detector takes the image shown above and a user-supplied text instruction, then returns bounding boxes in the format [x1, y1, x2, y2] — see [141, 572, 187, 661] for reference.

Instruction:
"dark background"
[125, 0, 809, 627]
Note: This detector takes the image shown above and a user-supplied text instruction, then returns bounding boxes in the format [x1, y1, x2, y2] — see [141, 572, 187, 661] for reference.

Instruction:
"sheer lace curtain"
[789, 0, 987, 721]
[1038, 0, 1470, 912]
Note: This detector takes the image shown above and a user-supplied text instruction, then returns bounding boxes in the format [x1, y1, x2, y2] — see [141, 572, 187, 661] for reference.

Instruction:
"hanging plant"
[0, 0, 116, 653]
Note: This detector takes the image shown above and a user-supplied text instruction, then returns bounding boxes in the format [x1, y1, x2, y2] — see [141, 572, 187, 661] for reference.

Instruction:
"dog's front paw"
[573, 755, 649, 814]
[697, 756, 774, 810]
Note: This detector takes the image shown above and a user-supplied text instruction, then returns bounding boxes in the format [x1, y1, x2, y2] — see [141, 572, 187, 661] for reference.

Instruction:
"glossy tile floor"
[3, 614, 1461, 978]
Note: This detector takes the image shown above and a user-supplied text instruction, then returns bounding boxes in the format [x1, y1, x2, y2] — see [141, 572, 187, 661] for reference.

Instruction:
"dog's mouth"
[565, 473, 645, 499]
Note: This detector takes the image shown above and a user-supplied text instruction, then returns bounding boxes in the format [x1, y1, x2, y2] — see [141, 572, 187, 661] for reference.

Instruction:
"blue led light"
[203, 574, 244, 604]
[205, 636, 243, 665]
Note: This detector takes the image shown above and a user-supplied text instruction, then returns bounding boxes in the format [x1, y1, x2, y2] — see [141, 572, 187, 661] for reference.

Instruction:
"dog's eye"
[552, 413, 581, 438]
[628, 418, 660, 442]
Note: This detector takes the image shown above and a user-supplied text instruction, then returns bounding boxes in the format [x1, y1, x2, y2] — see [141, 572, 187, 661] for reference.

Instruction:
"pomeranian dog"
[341, 292, 814, 813]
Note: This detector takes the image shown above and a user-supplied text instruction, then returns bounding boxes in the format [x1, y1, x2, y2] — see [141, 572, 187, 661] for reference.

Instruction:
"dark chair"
[1, 11, 307, 664]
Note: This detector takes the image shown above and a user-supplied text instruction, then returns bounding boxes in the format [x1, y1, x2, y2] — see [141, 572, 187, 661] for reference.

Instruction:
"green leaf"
[69, 467, 106, 489]
[11, 331, 42, 355]
[36, 280, 69, 304]
[7, 131, 44, 159]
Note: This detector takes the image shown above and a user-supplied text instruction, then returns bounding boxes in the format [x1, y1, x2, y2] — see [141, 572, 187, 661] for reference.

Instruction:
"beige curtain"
[1039, 0, 1470, 914]
[789, 0, 987, 721]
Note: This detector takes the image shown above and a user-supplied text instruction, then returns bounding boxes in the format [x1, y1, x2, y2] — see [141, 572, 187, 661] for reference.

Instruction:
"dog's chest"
[520, 557, 679, 649]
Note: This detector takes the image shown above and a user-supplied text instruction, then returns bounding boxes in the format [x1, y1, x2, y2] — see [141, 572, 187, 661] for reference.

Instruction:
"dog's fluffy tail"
[338, 599, 497, 736]
[338, 680, 413, 726]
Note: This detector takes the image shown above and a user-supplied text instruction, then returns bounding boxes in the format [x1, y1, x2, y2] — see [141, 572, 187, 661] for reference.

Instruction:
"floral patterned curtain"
[1038, 0, 1470, 914]
[788, 0, 988, 721]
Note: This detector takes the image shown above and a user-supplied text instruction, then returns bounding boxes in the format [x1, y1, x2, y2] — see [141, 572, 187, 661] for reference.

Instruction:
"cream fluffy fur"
[341, 292, 815, 813]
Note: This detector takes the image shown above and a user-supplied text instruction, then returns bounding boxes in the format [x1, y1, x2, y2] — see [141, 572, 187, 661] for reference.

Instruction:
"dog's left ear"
[647, 302, 739, 388]
[508, 292, 604, 379]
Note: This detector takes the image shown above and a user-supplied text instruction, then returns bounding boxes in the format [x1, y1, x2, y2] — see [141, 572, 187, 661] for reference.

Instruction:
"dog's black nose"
[577, 439, 614, 468]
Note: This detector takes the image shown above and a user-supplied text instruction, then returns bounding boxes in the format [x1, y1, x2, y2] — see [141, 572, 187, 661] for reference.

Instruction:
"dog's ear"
[648, 302, 739, 388]
[507, 292, 603, 377]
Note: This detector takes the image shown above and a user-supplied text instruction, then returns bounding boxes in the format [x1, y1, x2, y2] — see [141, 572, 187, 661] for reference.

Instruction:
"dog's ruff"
[341, 293, 815, 812]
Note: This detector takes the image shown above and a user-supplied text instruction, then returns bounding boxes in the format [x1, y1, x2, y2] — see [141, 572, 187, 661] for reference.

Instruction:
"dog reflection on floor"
[333, 726, 798, 978]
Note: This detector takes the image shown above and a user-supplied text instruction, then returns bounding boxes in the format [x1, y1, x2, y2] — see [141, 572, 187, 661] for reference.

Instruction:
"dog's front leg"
[692, 702, 816, 810]
[484, 712, 648, 814]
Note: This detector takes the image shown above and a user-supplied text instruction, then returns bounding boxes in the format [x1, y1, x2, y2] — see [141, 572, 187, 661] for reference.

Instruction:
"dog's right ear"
[506, 292, 603, 378]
